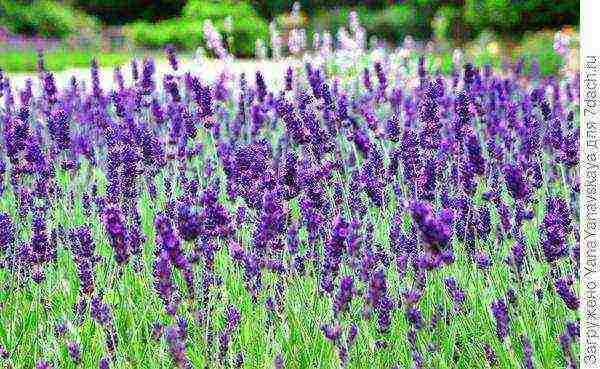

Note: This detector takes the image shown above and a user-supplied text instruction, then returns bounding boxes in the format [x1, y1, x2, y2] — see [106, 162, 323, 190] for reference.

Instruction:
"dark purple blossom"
[102, 205, 129, 266]
[165, 44, 179, 71]
[491, 299, 510, 341]
[66, 341, 82, 364]
[554, 277, 579, 310]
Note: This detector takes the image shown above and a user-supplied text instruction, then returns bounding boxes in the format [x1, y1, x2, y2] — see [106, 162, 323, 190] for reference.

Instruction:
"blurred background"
[0, 0, 579, 75]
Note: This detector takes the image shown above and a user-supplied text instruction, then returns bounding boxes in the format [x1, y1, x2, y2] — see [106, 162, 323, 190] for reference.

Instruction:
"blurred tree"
[517, 0, 579, 30]
[464, 0, 579, 34]
[250, 0, 390, 19]
[72, 0, 186, 25]
[0, 0, 98, 38]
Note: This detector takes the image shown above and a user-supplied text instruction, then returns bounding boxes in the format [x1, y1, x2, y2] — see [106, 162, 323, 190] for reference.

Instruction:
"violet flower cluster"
[0, 35, 580, 369]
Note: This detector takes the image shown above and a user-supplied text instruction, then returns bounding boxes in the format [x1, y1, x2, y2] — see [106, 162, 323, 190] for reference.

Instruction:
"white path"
[6, 58, 292, 92]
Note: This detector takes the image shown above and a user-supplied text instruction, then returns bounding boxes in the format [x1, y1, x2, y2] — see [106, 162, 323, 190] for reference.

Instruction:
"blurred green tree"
[72, 0, 186, 25]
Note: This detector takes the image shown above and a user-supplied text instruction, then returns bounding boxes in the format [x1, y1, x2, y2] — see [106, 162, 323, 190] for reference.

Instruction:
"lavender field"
[0, 21, 581, 369]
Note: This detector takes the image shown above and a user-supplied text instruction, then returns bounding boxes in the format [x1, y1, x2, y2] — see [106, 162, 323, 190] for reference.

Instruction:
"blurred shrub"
[517, 0, 579, 30]
[183, 0, 260, 21]
[308, 1, 578, 45]
[126, 9, 269, 58]
[251, 0, 388, 19]
[467, 31, 505, 70]
[432, 5, 467, 42]
[464, 0, 520, 34]
[226, 16, 269, 57]
[126, 18, 204, 50]
[72, 0, 186, 25]
[513, 31, 564, 76]
[311, 4, 431, 44]
[369, 4, 429, 42]
[0, 0, 98, 38]
[184, 0, 269, 56]
[464, 0, 579, 35]
[310, 6, 368, 35]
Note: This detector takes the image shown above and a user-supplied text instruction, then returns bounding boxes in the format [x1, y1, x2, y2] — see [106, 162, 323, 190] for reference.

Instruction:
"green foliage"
[250, 0, 388, 20]
[0, 0, 98, 38]
[310, 6, 367, 34]
[369, 4, 430, 42]
[183, 0, 260, 21]
[514, 31, 565, 77]
[308, 1, 579, 43]
[126, 12, 269, 57]
[182, 0, 270, 57]
[311, 4, 431, 44]
[464, 0, 579, 35]
[72, 0, 186, 25]
[226, 16, 269, 57]
[126, 18, 204, 51]
[250, 0, 297, 19]
[432, 5, 467, 42]
[517, 0, 579, 30]
[464, 0, 520, 34]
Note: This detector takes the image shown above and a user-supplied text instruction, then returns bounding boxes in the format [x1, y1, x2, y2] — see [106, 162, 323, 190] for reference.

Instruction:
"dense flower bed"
[0, 22, 580, 369]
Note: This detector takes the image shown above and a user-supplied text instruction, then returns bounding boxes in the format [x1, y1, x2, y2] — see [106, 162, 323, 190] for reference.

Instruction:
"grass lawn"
[0, 49, 135, 73]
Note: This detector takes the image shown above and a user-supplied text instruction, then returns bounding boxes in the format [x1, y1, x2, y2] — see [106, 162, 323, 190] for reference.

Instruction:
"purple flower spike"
[66, 341, 82, 364]
[321, 323, 342, 341]
[274, 354, 284, 369]
[490, 299, 509, 341]
[554, 277, 579, 310]
[102, 205, 129, 266]
[165, 44, 179, 71]
[333, 276, 354, 315]
[503, 164, 529, 201]
[36, 360, 52, 369]
[521, 335, 535, 369]
[483, 343, 498, 367]
[0, 212, 15, 255]
[99, 357, 110, 369]
[0, 346, 8, 359]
